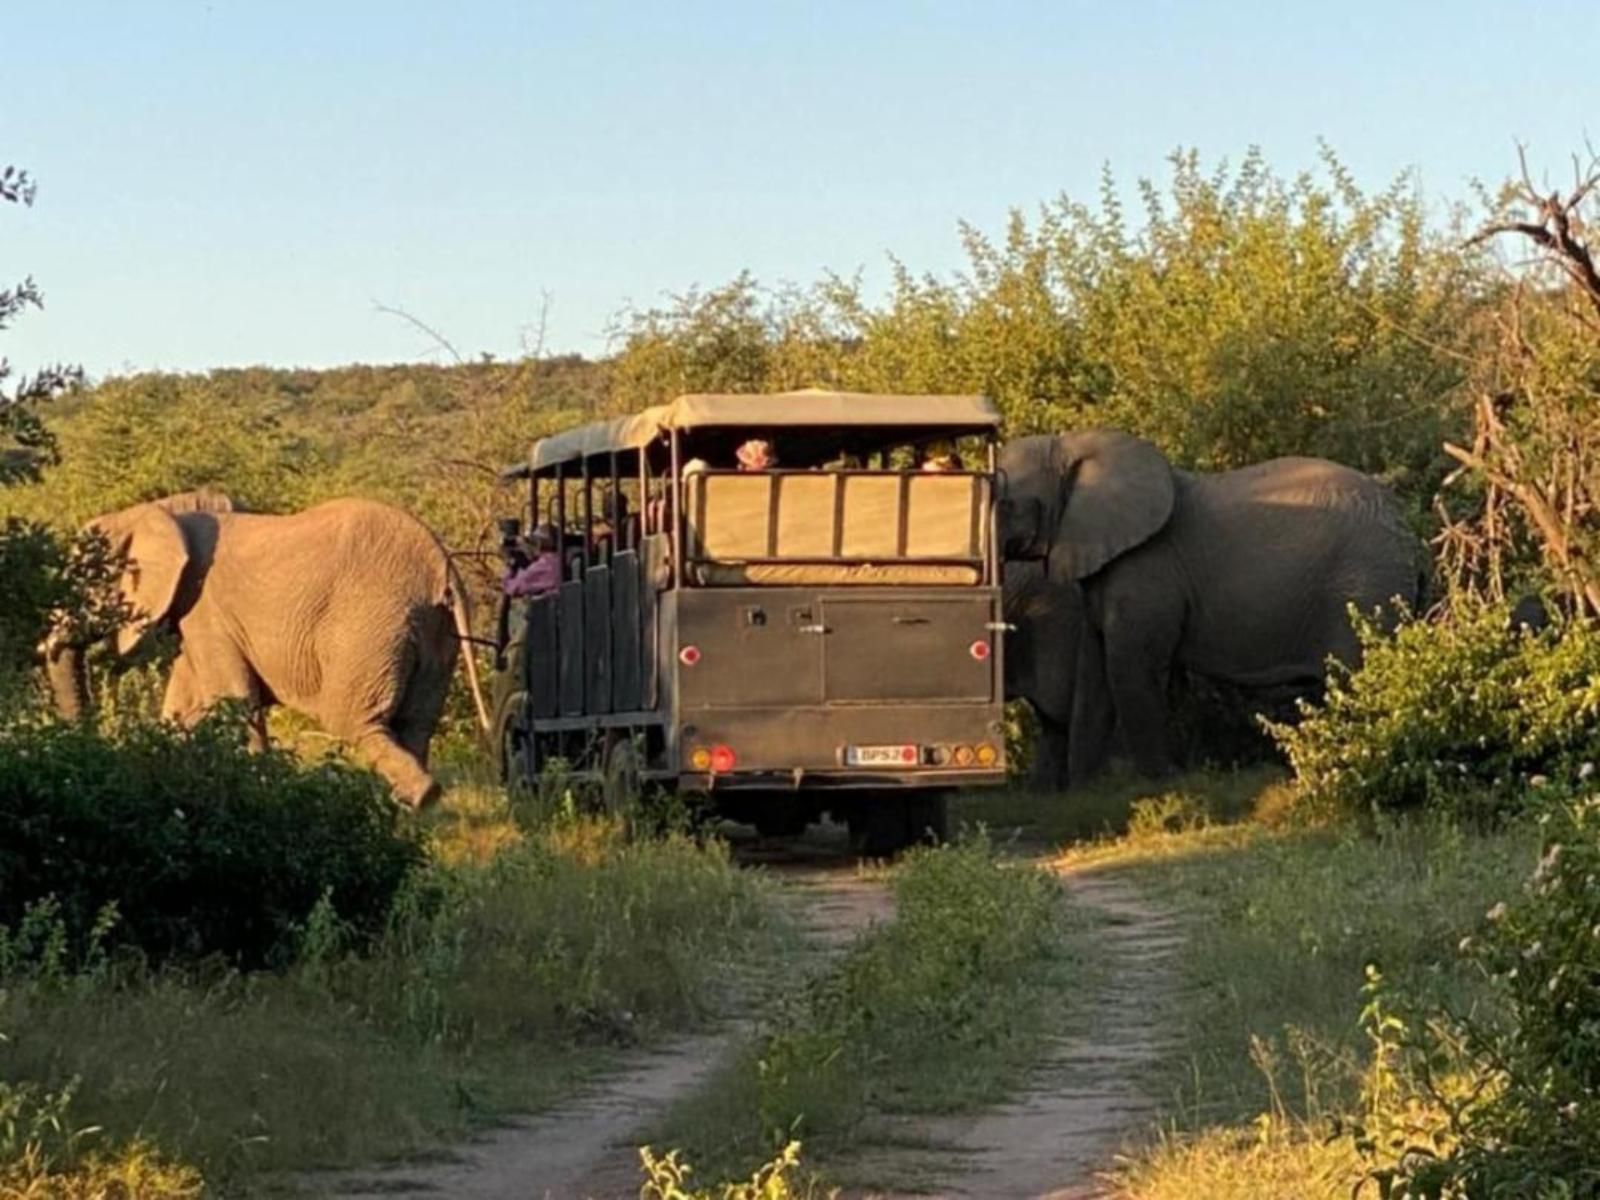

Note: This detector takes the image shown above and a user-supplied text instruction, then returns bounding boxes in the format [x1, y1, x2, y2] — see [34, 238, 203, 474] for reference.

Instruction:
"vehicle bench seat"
[684, 471, 987, 586]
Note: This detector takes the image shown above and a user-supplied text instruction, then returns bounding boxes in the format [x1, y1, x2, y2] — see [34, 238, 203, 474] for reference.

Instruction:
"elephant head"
[43, 490, 232, 720]
[997, 431, 1176, 587]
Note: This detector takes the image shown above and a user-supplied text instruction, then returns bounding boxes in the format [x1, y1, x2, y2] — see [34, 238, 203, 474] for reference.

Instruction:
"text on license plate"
[846, 743, 919, 767]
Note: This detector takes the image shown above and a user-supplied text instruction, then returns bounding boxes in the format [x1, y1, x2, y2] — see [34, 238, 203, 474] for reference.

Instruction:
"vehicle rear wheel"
[498, 702, 534, 793]
[601, 732, 641, 817]
[751, 798, 812, 839]
[847, 791, 949, 859]
[906, 790, 951, 845]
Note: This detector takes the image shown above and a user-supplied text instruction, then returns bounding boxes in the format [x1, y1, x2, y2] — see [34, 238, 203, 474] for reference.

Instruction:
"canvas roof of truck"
[504, 390, 1000, 477]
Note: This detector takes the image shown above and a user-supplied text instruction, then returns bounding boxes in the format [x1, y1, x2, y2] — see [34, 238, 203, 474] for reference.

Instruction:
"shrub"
[1354, 779, 1600, 1196]
[0, 715, 425, 969]
[1270, 607, 1600, 821]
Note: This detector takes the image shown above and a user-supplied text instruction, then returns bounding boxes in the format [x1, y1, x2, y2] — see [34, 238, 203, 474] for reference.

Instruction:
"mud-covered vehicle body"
[491, 390, 1007, 853]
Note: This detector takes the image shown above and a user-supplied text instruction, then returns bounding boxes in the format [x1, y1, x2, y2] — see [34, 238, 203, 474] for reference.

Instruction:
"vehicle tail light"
[952, 744, 975, 767]
[969, 639, 990, 661]
[709, 744, 737, 773]
[679, 645, 702, 666]
[926, 745, 950, 766]
[689, 746, 712, 771]
[975, 742, 999, 767]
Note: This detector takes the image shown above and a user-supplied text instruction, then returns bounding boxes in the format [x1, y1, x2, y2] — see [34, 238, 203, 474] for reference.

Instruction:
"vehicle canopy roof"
[507, 390, 1000, 478]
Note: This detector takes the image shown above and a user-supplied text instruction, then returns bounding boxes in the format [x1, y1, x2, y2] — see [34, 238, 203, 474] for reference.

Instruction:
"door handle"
[798, 624, 829, 635]
[892, 616, 929, 625]
[986, 622, 1016, 632]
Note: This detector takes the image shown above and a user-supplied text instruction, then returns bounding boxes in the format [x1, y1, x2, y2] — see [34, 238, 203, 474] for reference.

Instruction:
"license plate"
[846, 743, 918, 767]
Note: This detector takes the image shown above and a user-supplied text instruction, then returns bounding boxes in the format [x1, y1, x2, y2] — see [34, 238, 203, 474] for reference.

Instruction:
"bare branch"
[373, 302, 464, 365]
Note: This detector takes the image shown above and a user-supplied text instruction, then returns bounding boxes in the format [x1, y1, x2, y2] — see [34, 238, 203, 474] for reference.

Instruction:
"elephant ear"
[1049, 430, 1175, 581]
[89, 504, 191, 656]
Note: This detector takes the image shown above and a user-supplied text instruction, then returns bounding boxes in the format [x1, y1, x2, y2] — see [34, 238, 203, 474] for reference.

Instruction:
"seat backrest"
[684, 470, 986, 564]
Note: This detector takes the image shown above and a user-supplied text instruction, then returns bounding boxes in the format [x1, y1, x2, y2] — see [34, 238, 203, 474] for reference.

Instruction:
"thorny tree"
[1436, 151, 1600, 615]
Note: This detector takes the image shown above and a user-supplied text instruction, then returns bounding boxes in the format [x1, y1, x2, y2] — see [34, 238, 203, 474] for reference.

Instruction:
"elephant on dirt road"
[999, 431, 1425, 787]
[42, 491, 489, 808]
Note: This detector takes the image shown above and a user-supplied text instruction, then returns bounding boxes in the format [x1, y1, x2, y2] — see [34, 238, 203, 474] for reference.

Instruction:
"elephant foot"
[397, 774, 442, 810]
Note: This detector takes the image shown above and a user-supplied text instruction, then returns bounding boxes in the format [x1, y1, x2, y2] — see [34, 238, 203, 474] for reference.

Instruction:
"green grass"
[963, 769, 1542, 1198]
[1122, 816, 1535, 1135]
[0, 778, 796, 1196]
[953, 764, 1293, 862]
[645, 835, 1088, 1189]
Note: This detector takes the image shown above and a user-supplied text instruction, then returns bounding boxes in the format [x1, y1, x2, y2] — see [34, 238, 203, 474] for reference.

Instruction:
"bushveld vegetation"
[8, 141, 1600, 1196]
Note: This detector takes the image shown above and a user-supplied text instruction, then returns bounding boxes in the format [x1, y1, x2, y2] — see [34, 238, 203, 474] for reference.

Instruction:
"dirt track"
[852, 870, 1183, 1199]
[320, 829, 894, 1200]
[318, 838, 1181, 1200]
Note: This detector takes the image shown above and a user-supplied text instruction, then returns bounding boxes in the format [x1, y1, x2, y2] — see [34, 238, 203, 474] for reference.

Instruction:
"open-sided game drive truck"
[492, 390, 1007, 855]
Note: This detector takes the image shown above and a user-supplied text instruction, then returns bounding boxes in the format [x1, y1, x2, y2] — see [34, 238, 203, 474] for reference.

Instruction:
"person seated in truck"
[503, 523, 561, 598]
[921, 441, 963, 471]
[592, 489, 631, 558]
[735, 438, 777, 471]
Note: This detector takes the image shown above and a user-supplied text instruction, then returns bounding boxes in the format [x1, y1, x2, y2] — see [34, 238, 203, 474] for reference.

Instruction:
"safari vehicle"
[491, 390, 1007, 855]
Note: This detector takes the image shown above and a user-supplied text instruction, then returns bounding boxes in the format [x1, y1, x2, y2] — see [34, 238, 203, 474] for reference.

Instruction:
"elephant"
[41, 491, 489, 808]
[999, 431, 1425, 786]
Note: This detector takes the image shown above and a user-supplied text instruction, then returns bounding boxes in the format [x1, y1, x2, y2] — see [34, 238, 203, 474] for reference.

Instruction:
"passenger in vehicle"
[735, 438, 777, 470]
[593, 488, 630, 558]
[922, 442, 964, 471]
[503, 523, 561, 597]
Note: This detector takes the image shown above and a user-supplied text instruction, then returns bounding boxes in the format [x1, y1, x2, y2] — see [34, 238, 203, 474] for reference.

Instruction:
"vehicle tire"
[751, 798, 811, 839]
[601, 732, 642, 818]
[498, 698, 534, 793]
[905, 790, 951, 846]
[848, 791, 949, 858]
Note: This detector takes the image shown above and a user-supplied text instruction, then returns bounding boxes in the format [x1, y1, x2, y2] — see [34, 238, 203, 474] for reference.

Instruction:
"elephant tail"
[445, 566, 492, 735]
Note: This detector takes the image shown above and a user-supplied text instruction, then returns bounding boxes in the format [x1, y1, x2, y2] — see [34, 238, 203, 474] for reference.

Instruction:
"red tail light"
[969, 639, 991, 661]
[710, 744, 737, 773]
[679, 645, 702, 666]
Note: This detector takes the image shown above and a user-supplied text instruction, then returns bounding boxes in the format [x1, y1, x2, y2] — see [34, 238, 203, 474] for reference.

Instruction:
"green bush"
[1355, 780, 1600, 1196]
[0, 715, 425, 969]
[1270, 607, 1600, 821]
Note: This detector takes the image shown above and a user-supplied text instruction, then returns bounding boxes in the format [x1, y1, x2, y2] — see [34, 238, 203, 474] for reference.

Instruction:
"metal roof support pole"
[553, 464, 566, 564]
[581, 456, 592, 574]
[979, 441, 992, 592]
[669, 432, 681, 589]
[608, 450, 621, 557]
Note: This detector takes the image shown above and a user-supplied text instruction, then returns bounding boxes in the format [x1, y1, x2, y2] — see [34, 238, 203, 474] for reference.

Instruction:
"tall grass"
[0, 782, 793, 1194]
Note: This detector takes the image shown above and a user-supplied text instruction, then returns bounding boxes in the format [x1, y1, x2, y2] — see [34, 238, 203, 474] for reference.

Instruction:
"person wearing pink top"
[504, 525, 562, 598]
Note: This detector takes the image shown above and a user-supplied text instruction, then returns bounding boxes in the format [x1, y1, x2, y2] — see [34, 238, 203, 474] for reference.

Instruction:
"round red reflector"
[679, 645, 702, 666]
[902, 745, 917, 763]
[969, 639, 991, 661]
[709, 744, 736, 773]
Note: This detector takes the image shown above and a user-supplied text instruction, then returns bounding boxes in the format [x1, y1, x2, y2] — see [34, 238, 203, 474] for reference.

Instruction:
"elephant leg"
[393, 616, 456, 769]
[1099, 621, 1180, 779]
[1069, 628, 1117, 786]
[160, 653, 206, 726]
[349, 725, 440, 809]
[162, 646, 267, 747]
[1027, 712, 1071, 793]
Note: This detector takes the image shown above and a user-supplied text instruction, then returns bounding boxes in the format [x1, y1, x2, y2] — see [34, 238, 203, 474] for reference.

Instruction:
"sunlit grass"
[0, 759, 795, 1195]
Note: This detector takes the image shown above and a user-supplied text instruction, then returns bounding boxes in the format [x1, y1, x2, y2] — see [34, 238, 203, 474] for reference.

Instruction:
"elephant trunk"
[45, 642, 91, 721]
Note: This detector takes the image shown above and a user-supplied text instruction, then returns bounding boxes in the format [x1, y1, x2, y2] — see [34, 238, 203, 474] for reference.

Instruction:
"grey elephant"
[42, 491, 489, 807]
[999, 431, 1425, 787]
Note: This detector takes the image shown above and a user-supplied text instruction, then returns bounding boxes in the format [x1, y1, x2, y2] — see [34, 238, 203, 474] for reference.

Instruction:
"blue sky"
[6, 1, 1599, 378]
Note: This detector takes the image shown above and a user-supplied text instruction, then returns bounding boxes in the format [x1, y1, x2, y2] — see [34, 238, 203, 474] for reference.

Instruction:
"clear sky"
[5, 1, 1599, 379]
